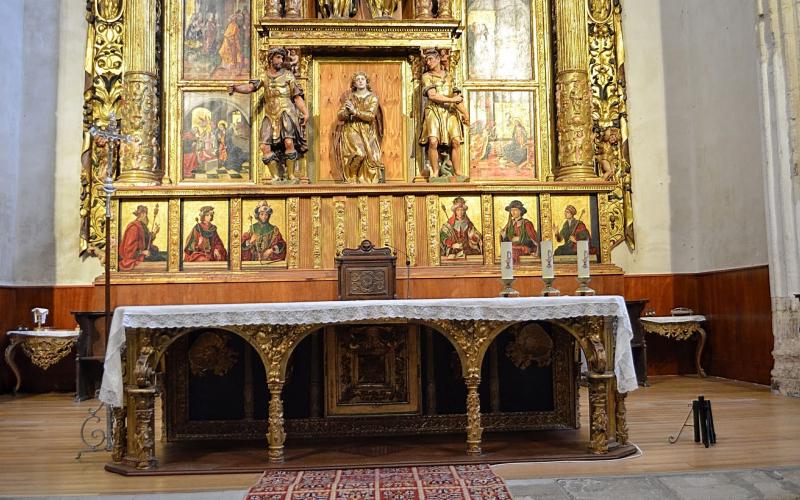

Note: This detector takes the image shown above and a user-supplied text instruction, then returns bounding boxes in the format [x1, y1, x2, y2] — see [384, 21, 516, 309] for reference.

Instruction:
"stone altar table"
[100, 296, 637, 470]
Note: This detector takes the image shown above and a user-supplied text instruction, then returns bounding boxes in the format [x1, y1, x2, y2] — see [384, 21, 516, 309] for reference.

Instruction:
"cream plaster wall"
[616, 0, 769, 274]
[2, 0, 773, 285]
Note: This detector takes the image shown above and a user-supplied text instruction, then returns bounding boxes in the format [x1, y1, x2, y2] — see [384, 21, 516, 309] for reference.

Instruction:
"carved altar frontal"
[79, 0, 635, 283]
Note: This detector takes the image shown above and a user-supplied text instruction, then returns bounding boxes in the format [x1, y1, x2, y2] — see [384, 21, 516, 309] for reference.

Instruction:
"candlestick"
[500, 241, 513, 280]
[541, 240, 555, 279]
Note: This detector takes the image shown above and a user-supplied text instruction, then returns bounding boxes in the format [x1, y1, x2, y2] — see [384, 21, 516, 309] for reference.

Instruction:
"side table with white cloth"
[640, 315, 708, 377]
[4, 329, 80, 394]
[99, 296, 638, 471]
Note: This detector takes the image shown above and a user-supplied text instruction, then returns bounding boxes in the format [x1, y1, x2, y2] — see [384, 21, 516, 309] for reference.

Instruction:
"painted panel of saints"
[241, 199, 287, 268]
[438, 196, 483, 263]
[182, 92, 251, 182]
[466, 0, 532, 80]
[548, 196, 600, 261]
[468, 90, 537, 181]
[493, 196, 540, 265]
[118, 201, 168, 272]
[182, 200, 230, 269]
[183, 0, 251, 80]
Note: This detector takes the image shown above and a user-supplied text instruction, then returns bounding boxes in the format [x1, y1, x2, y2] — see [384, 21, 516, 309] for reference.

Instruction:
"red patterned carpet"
[245, 464, 513, 499]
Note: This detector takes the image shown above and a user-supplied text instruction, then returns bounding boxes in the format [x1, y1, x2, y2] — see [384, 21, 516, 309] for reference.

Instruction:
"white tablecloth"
[100, 296, 637, 406]
[640, 315, 706, 324]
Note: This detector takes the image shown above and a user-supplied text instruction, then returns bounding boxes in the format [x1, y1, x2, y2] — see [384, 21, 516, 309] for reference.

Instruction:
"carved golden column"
[118, 0, 161, 185]
[267, 381, 287, 463]
[124, 387, 158, 469]
[111, 406, 127, 463]
[465, 373, 483, 455]
[554, 0, 597, 181]
[587, 372, 611, 454]
[615, 390, 629, 445]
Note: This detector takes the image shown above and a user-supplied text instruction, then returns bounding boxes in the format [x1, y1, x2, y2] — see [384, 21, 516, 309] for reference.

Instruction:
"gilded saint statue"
[317, 0, 357, 18]
[228, 47, 309, 183]
[419, 49, 469, 180]
[333, 72, 385, 184]
[367, 0, 400, 18]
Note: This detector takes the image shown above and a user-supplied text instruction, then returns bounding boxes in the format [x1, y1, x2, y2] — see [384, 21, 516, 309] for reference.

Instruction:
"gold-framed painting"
[181, 200, 230, 270]
[181, 91, 252, 182]
[117, 201, 169, 272]
[548, 195, 600, 261]
[181, 0, 252, 81]
[312, 58, 410, 183]
[468, 90, 537, 181]
[437, 195, 484, 264]
[466, 0, 534, 81]
[493, 195, 540, 265]
[240, 199, 288, 268]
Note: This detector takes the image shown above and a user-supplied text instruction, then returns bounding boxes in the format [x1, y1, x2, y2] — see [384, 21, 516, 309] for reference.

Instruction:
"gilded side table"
[640, 315, 707, 377]
[4, 329, 80, 394]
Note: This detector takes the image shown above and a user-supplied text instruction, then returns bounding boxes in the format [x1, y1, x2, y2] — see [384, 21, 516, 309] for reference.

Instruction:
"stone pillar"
[554, 0, 597, 181]
[757, 0, 800, 397]
[118, 0, 161, 185]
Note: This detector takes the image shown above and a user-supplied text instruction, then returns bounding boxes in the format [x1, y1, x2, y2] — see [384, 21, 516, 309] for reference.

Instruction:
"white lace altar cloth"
[100, 296, 637, 407]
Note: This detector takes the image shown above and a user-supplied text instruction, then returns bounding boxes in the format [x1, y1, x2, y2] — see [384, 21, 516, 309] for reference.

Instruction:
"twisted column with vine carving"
[267, 382, 287, 462]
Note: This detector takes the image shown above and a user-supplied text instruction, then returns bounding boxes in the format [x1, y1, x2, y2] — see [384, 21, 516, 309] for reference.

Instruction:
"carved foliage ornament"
[188, 332, 239, 377]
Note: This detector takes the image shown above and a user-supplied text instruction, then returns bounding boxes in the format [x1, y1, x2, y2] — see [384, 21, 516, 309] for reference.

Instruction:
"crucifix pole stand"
[88, 112, 136, 334]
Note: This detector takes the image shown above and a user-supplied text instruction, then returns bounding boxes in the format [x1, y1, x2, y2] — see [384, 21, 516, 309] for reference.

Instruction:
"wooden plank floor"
[0, 376, 798, 495]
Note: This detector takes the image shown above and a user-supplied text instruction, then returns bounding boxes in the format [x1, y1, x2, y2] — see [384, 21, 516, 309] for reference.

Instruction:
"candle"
[577, 240, 590, 278]
[541, 240, 555, 279]
[500, 241, 513, 279]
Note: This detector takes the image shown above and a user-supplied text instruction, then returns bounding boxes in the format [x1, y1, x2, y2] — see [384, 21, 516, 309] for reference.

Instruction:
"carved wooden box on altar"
[335, 240, 397, 301]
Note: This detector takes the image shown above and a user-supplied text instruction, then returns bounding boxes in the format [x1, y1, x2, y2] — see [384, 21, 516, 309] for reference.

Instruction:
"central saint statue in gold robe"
[333, 72, 385, 184]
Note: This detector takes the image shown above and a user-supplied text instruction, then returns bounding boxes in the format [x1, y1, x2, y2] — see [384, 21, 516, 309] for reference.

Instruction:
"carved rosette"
[379, 196, 393, 248]
[287, 197, 300, 268]
[334, 198, 346, 256]
[81, 0, 124, 257]
[167, 199, 180, 271]
[615, 390, 629, 445]
[588, 378, 609, 454]
[404, 195, 417, 265]
[480, 194, 494, 265]
[358, 196, 369, 243]
[118, 72, 160, 184]
[21, 337, 77, 370]
[426, 195, 440, 266]
[312, 197, 322, 268]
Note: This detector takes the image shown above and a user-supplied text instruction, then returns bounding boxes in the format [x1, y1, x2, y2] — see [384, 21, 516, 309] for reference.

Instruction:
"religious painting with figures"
[438, 195, 484, 264]
[181, 200, 230, 270]
[118, 201, 168, 272]
[241, 199, 288, 268]
[182, 0, 251, 81]
[493, 195, 540, 265]
[548, 196, 600, 262]
[181, 92, 251, 182]
[468, 90, 537, 181]
[466, 0, 533, 81]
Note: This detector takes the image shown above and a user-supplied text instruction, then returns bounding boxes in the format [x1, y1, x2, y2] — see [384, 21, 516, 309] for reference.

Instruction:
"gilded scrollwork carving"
[426, 195, 440, 266]
[81, 0, 124, 257]
[480, 194, 494, 265]
[588, 378, 609, 454]
[358, 196, 369, 242]
[287, 197, 300, 268]
[267, 382, 286, 462]
[20, 337, 77, 370]
[555, 71, 595, 179]
[465, 376, 482, 455]
[230, 198, 242, 270]
[118, 72, 160, 184]
[111, 406, 127, 463]
[379, 196, 393, 248]
[404, 195, 417, 266]
[555, 316, 608, 373]
[312, 196, 322, 268]
[589, 0, 635, 249]
[334, 198, 346, 256]
[615, 390, 629, 445]
[167, 199, 180, 271]
[127, 388, 157, 469]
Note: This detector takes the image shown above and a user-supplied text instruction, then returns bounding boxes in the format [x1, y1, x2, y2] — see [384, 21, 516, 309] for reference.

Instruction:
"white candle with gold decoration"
[500, 241, 513, 279]
[541, 240, 555, 279]
[577, 240, 590, 278]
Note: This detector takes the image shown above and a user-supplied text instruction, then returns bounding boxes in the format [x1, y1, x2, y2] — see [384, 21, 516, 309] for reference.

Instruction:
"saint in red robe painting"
[439, 197, 483, 260]
[118, 205, 167, 271]
[184, 206, 228, 262]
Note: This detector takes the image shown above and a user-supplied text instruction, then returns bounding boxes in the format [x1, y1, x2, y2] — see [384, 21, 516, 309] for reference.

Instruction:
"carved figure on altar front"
[333, 72, 385, 184]
[317, 0, 357, 18]
[242, 201, 287, 263]
[228, 47, 308, 184]
[440, 197, 483, 259]
[500, 200, 539, 263]
[419, 49, 469, 180]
